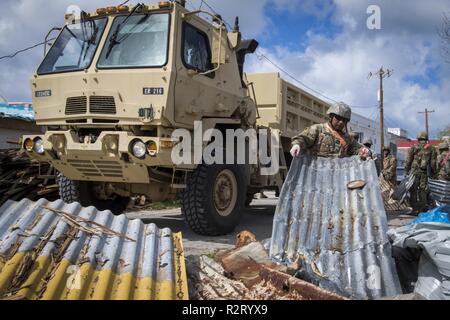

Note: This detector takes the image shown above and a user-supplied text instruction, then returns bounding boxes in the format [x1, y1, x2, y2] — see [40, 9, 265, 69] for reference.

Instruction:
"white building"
[388, 127, 409, 139]
[348, 113, 392, 155]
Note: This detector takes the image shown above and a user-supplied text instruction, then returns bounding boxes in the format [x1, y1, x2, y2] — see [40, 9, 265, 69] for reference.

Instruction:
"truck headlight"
[33, 138, 45, 154]
[24, 138, 34, 152]
[131, 140, 146, 158]
[146, 140, 157, 157]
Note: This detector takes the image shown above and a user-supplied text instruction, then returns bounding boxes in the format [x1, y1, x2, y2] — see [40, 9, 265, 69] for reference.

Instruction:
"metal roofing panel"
[270, 155, 402, 299]
[429, 179, 450, 205]
[0, 198, 188, 300]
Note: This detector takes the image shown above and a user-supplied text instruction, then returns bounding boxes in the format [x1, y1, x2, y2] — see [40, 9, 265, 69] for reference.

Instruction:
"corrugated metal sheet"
[429, 179, 450, 205]
[0, 198, 188, 300]
[270, 155, 402, 299]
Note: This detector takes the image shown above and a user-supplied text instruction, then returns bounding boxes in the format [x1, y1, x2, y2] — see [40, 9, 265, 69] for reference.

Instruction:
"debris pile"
[0, 148, 58, 206]
[186, 231, 346, 300]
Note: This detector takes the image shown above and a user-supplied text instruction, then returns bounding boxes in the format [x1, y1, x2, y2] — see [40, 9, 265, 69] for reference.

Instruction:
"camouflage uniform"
[405, 132, 437, 212]
[363, 139, 374, 160]
[436, 143, 450, 181]
[291, 123, 361, 158]
[382, 152, 397, 185]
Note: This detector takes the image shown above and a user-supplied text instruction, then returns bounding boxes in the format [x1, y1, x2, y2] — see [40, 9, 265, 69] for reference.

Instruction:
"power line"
[0, 38, 55, 61]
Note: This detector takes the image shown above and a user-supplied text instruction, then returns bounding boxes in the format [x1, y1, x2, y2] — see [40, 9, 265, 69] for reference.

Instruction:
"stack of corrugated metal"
[270, 155, 402, 299]
[429, 179, 450, 205]
[0, 198, 188, 300]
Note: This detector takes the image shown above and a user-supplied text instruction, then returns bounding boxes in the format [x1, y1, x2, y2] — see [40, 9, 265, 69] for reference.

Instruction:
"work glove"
[290, 144, 301, 157]
[359, 147, 370, 160]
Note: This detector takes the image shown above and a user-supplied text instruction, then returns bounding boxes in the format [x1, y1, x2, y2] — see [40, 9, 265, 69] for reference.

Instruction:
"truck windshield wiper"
[83, 20, 98, 61]
[105, 3, 144, 59]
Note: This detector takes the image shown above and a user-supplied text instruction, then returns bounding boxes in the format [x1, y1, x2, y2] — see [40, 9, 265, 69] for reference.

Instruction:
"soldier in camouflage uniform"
[363, 138, 375, 159]
[436, 142, 450, 181]
[381, 146, 397, 185]
[405, 132, 437, 213]
[290, 102, 369, 158]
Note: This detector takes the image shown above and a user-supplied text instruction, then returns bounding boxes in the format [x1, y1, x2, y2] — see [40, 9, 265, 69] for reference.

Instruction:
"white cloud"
[245, 0, 450, 138]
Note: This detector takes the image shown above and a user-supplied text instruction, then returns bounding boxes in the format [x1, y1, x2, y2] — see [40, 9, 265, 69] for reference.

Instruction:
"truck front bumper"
[22, 130, 184, 183]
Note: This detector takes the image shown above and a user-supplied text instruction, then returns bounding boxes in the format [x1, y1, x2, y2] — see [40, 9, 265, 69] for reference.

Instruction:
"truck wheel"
[182, 164, 246, 236]
[56, 173, 130, 214]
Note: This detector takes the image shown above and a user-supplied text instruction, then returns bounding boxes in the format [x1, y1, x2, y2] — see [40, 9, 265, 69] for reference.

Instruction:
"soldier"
[290, 102, 369, 158]
[405, 131, 437, 213]
[436, 142, 450, 181]
[381, 146, 397, 185]
[362, 138, 375, 159]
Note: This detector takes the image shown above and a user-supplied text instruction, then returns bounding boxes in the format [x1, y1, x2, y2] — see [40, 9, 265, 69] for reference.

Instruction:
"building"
[348, 113, 393, 155]
[388, 128, 409, 139]
[0, 102, 42, 149]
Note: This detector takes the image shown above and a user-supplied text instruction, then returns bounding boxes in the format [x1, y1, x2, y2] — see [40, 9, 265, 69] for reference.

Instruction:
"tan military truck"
[23, 1, 328, 235]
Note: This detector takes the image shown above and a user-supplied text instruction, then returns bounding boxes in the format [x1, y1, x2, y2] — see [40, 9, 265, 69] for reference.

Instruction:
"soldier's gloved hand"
[290, 144, 301, 157]
[359, 147, 369, 159]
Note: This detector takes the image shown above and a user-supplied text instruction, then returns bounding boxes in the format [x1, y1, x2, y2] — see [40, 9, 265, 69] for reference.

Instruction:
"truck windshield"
[37, 18, 107, 74]
[97, 13, 169, 68]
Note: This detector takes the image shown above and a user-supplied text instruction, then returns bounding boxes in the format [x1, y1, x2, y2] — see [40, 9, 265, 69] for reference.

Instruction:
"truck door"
[174, 18, 220, 126]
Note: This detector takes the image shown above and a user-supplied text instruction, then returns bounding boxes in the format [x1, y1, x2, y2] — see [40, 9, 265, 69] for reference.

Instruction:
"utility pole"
[418, 108, 435, 138]
[368, 67, 393, 170]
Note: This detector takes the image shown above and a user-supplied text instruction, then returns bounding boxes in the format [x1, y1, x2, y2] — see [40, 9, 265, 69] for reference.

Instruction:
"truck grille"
[89, 96, 116, 114]
[65, 96, 87, 115]
[68, 160, 123, 178]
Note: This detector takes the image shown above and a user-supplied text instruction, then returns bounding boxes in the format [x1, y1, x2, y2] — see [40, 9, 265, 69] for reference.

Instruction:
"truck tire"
[56, 173, 130, 214]
[182, 164, 246, 236]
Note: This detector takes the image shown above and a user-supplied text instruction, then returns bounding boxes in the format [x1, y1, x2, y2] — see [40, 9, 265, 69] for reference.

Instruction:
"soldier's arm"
[388, 157, 397, 179]
[347, 138, 361, 156]
[431, 147, 437, 175]
[405, 147, 414, 174]
[291, 125, 320, 150]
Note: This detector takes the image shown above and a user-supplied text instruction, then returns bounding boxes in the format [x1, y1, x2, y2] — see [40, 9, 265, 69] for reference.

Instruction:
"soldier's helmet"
[438, 142, 449, 150]
[326, 102, 351, 121]
[417, 131, 428, 141]
[363, 138, 373, 146]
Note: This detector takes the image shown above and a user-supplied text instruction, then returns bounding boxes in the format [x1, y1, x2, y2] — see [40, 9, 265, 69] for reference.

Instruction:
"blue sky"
[0, 0, 449, 138]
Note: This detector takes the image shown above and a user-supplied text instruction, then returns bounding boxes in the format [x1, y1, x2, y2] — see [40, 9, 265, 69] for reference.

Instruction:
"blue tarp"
[0, 103, 34, 121]
[410, 205, 450, 225]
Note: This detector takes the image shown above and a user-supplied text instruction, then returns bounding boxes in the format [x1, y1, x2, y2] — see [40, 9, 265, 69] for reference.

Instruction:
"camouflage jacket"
[382, 154, 397, 182]
[405, 142, 437, 176]
[291, 123, 361, 158]
[437, 152, 450, 180]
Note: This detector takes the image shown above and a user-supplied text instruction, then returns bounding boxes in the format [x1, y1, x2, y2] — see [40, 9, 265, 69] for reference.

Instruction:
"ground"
[125, 191, 416, 257]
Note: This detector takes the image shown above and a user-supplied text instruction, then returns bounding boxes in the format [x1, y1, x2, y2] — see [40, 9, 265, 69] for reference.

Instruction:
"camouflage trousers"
[409, 171, 429, 213]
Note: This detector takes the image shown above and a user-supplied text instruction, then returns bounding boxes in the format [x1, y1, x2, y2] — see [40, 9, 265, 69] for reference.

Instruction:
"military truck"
[22, 1, 328, 235]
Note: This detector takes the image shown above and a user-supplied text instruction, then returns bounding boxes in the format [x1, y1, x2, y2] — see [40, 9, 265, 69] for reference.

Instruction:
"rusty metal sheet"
[0, 198, 188, 300]
[270, 155, 402, 299]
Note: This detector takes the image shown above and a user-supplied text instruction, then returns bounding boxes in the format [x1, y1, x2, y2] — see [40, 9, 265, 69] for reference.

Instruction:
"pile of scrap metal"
[186, 231, 346, 300]
[0, 198, 188, 300]
[429, 179, 450, 205]
[388, 220, 450, 300]
[0, 149, 57, 206]
[379, 176, 410, 212]
[270, 155, 403, 299]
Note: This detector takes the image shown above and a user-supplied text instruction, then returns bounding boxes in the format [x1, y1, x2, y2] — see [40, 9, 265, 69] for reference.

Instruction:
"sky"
[0, 0, 449, 138]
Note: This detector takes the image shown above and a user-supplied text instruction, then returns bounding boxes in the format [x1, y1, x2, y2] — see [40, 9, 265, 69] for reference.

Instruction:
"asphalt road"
[126, 193, 278, 256]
